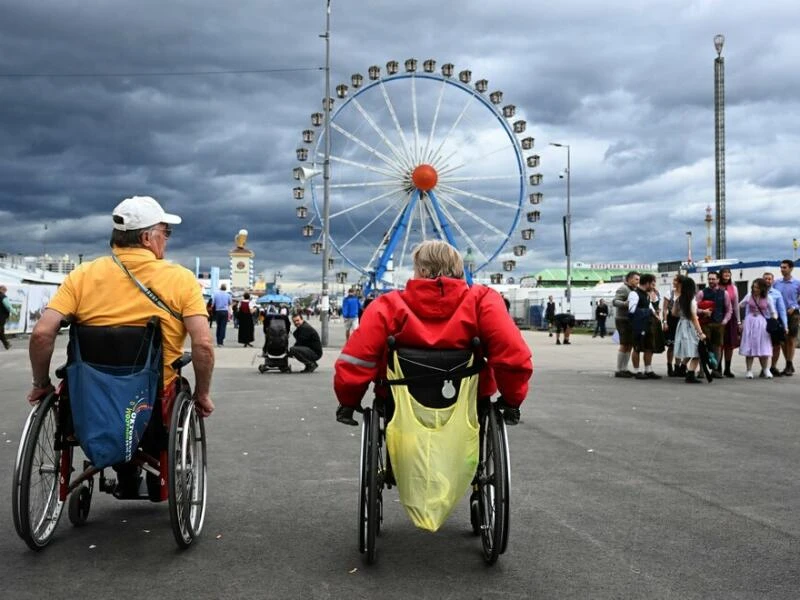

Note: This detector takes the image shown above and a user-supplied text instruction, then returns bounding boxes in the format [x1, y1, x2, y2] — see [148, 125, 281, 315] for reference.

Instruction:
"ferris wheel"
[293, 58, 543, 291]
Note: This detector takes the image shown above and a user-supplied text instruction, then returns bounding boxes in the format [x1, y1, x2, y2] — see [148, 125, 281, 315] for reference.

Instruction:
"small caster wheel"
[258, 364, 267, 374]
[68, 485, 92, 526]
[469, 490, 480, 536]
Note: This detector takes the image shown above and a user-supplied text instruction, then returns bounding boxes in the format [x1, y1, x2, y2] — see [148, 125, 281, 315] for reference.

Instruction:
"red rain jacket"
[334, 277, 533, 408]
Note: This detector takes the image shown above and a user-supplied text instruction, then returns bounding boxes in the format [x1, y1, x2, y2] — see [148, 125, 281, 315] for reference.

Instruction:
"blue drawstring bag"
[67, 325, 160, 469]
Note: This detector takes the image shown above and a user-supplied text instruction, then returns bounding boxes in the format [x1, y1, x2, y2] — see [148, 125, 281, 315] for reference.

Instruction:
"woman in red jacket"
[334, 240, 533, 425]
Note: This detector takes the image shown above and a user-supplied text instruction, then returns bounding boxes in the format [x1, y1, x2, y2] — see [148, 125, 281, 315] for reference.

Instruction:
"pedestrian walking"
[738, 278, 777, 379]
[0, 284, 12, 350]
[212, 283, 232, 347]
[718, 267, 741, 377]
[593, 299, 608, 338]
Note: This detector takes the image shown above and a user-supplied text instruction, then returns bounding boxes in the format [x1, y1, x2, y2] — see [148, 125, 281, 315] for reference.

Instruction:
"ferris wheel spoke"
[421, 79, 447, 165]
[330, 188, 403, 219]
[437, 183, 520, 209]
[397, 205, 415, 273]
[330, 154, 406, 180]
[428, 95, 473, 168]
[438, 192, 507, 238]
[377, 82, 415, 169]
[362, 196, 412, 272]
[418, 200, 427, 241]
[330, 180, 399, 189]
[439, 175, 520, 183]
[435, 194, 493, 263]
[352, 97, 414, 171]
[330, 122, 407, 176]
[421, 197, 446, 241]
[411, 75, 420, 164]
[438, 144, 518, 178]
[339, 195, 406, 251]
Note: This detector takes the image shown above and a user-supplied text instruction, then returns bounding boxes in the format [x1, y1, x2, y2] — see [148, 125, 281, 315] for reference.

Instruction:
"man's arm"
[27, 308, 66, 404]
[184, 315, 215, 417]
[775, 294, 788, 330]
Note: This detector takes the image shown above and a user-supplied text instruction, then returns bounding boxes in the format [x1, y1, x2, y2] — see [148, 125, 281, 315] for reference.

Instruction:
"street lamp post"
[319, 0, 333, 346]
[550, 142, 571, 311]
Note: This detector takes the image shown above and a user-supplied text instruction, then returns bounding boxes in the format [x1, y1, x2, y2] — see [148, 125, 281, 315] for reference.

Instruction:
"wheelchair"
[12, 318, 208, 551]
[357, 338, 511, 565]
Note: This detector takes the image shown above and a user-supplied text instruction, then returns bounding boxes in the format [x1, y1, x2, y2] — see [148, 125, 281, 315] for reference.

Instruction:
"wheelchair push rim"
[357, 406, 384, 564]
[168, 390, 208, 548]
[478, 404, 510, 565]
[358, 408, 370, 555]
[13, 393, 67, 550]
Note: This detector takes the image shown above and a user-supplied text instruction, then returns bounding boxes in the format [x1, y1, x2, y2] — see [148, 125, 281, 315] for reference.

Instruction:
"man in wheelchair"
[26, 195, 215, 498]
[334, 240, 532, 425]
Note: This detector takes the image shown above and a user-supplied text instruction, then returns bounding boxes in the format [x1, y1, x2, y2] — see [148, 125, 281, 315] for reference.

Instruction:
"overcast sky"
[1, 0, 798, 287]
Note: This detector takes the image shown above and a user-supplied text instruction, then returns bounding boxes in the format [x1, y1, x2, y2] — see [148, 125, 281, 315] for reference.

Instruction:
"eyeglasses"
[150, 225, 172, 239]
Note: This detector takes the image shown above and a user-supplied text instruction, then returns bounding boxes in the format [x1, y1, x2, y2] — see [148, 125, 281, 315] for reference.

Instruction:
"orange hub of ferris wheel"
[411, 164, 438, 191]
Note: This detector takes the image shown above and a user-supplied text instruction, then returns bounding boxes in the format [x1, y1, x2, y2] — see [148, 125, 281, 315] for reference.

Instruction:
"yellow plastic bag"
[385, 353, 479, 532]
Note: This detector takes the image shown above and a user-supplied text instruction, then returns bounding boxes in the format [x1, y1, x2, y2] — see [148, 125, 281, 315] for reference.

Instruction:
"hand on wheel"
[336, 405, 359, 426]
[194, 392, 215, 417]
[27, 383, 54, 406]
[497, 397, 520, 426]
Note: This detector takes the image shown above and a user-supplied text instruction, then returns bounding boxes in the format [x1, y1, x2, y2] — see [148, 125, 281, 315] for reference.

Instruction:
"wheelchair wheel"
[13, 392, 67, 550]
[358, 407, 383, 564]
[357, 409, 370, 555]
[477, 404, 510, 565]
[168, 389, 208, 549]
[68, 485, 92, 526]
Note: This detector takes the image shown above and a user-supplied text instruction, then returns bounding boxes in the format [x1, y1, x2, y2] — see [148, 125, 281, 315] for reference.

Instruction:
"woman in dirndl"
[672, 275, 707, 383]
[718, 267, 741, 377]
[738, 278, 776, 379]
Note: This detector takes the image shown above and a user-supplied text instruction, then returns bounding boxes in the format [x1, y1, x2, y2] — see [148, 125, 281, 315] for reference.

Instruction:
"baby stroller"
[258, 314, 291, 373]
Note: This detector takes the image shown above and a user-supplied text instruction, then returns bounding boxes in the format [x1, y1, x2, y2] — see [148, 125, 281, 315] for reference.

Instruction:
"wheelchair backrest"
[388, 343, 482, 409]
[67, 317, 163, 375]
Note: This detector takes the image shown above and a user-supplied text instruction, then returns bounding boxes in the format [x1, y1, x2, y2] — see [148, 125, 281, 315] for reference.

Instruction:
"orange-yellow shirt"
[48, 247, 207, 385]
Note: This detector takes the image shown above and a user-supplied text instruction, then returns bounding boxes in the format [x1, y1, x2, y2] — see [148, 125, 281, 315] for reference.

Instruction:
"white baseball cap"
[112, 196, 182, 231]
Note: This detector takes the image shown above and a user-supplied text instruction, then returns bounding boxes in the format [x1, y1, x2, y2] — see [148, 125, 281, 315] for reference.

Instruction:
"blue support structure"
[427, 190, 473, 286]
[367, 190, 421, 296]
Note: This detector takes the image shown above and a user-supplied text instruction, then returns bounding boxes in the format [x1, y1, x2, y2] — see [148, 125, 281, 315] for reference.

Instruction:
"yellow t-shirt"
[48, 247, 207, 386]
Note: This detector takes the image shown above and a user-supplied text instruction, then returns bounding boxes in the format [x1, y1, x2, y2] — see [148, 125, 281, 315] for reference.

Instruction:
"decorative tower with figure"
[229, 229, 255, 291]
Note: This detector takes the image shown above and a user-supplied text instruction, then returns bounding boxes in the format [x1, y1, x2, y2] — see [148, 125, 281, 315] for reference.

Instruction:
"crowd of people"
[608, 263, 800, 383]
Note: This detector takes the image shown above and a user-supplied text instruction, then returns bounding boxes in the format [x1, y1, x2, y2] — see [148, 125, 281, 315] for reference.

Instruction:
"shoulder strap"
[111, 254, 183, 322]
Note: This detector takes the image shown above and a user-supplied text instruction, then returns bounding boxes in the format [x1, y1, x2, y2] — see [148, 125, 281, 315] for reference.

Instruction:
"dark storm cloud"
[1, 0, 798, 286]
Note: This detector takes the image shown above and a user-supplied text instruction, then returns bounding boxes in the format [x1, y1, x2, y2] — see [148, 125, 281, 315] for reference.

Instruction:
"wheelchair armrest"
[171, 352, 192, 371]
[55, 363, 68, 379]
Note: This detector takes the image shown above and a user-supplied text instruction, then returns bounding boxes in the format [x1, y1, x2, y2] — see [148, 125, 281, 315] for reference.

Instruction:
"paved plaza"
[1, 322, 798, 599]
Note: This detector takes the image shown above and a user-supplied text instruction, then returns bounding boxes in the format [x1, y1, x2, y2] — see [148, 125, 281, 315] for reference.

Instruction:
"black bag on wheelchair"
[66, 319, 162, 469]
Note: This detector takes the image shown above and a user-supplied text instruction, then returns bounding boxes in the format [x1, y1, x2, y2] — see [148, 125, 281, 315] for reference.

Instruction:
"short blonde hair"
[412, 240, 465, 280]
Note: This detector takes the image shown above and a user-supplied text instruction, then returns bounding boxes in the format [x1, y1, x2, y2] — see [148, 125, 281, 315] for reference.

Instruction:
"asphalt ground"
[1, 322, 798, 599]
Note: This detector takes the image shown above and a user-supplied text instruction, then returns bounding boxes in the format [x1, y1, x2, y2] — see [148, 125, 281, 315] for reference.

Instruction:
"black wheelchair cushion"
[68, 319, 162, 368]
[392, 347, 478, 409]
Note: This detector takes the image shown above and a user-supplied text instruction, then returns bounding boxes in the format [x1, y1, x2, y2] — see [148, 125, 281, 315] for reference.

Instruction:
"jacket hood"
[400, 277, 470, 320]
